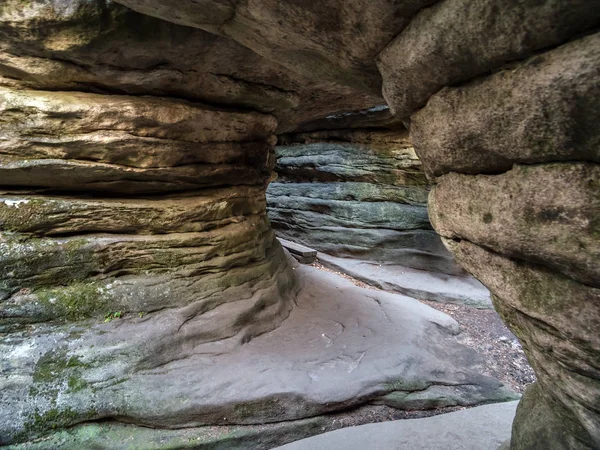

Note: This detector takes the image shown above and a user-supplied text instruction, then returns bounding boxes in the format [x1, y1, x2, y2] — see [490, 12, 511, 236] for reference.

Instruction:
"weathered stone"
[0, 0, 384, 132]
[273, 139, 425, 185]
[113, 0, 438, 93]
[293, 105, 403, 133]
[378, 0, 600, 118]
[444, 240, 600, 449]
[0, 87, 277, 143]
[267, 129, 461, 274]
[429, 164, 600, 287]
[269, 187, 430, 231]
[0, 188, 265, 236]
[317, 253, 490, 308]
[3, 415, 330, 450]
[268, 182, 428, 205]
[411, 33, 600, 178]
[0, 217, 283, 323]
[0, 87, 277, 193]
[0, 0, 597, 448]
[0, 262, 517, 445]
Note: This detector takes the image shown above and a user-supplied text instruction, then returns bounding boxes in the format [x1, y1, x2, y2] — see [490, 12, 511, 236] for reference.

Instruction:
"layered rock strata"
[0, 84, 300, 443]
[0, 0, 385, 132]
[0, 85, 294, 332]
[380, 18, 600, 450]
[0, 1, 518, 446]
[0, 0, 598, 448]
[1, 263, 517, 447]
[267, 128, 461, 274]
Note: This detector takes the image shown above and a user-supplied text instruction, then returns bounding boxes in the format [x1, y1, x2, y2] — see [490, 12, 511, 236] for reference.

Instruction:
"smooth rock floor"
[274, 400, 519, 450]
[2, 256, 517, 445]
[317, 253, 492, 308]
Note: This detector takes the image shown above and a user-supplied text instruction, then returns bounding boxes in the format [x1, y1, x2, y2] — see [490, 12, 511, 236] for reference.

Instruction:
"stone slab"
[1, 257, 516, 445]
[274, 400, 519, 450]
[317, 253, 491, 309]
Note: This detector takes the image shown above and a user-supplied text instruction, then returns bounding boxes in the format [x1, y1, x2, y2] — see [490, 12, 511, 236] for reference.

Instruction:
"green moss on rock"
[36, 282, 109, 321]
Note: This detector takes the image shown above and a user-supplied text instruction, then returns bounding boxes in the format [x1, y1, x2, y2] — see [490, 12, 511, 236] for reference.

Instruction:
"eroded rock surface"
[384, 15, 600, 449]
[1, 262, 517, 445]
[0, 57, 299, 444]
[0, 0, 598, 448]
[267, 128, 461, 274]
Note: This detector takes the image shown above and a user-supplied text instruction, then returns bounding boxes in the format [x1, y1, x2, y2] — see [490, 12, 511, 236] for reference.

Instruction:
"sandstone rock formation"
[1, 262, 517, 446]
[268, 127, 461, 275]
[380, 19, 600, 450]
[0, 0, 598, 448]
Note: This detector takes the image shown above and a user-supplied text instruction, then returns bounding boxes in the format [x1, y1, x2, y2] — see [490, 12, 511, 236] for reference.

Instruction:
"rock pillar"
[378, 2, 600, 447]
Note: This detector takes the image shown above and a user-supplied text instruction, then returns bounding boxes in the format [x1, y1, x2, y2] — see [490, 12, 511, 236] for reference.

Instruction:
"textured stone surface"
[0, 81, 293, 337]
[429, 164, 600, 287]
[3, 416, 328, 450]
[275, 401, 519, 450]
[1, 0, 598, 448]
[411, 33, 600, 178]
[378, 0, 600, 118]
[275, 130, 425, 185]
[445, 240, 600, 449]
[267, 129, 461, 274]
[317, 253, 491, 308]
[0, 0, 384, 132]
[113, 0, 438, 93]
[391, 6, 600, 444]
[0, 261, 517, 445]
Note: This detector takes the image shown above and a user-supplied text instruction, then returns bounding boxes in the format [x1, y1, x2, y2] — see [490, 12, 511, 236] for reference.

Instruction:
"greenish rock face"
[0, 65, 299, 445]
[1, 0, 598, 448]
[267, 130, 461, 275]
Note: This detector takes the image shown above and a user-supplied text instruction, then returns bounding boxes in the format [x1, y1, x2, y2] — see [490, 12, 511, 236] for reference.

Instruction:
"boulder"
[411, 33, 600, 178]
[377, 0, 600, 118]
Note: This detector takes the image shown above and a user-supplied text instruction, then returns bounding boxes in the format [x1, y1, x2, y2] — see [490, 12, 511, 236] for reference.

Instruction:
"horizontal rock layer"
[0, 0, 389, 132]
[267, 129, 461, 274]
[0, 74, 300, 443]
[386, 9, 600, 447]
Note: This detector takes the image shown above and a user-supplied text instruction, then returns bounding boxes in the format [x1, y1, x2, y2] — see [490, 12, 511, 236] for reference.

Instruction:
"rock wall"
[378, 4, 600, 448]
[0, 0, 598, 448]
[267, 127, 461, 275]
[0, 2, 302, 443]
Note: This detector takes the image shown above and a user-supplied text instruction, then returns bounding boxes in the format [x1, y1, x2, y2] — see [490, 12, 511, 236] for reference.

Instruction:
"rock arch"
[0, 0, 598, 448]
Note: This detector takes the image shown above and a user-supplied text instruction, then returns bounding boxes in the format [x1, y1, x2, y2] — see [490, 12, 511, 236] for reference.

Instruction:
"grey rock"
[0, 0, 384, 132]
[317, 253, 489, 308]
[274, 140, 425, 185]
[377, 0, 600, 118]
[411, 33, 600, 178]
[274, 401, 520, 450]
[266, 132, 462, 275]
[0, 260, 517, 445]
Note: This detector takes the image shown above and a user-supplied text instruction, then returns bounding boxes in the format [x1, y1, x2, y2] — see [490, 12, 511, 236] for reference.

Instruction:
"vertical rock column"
[378, 1, 600, 448]
[0, 87, 295, 340]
